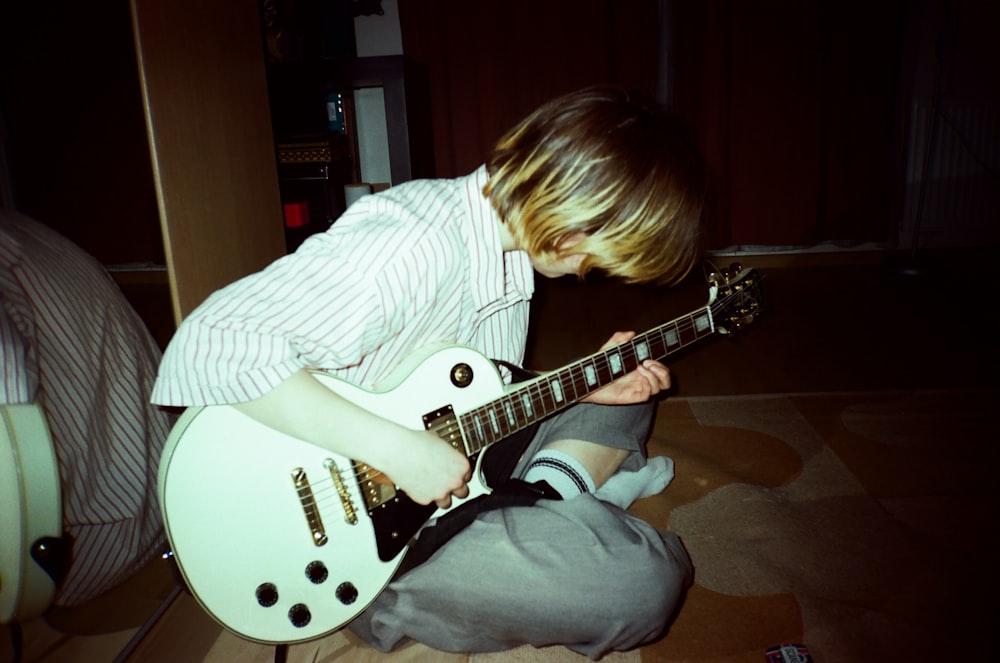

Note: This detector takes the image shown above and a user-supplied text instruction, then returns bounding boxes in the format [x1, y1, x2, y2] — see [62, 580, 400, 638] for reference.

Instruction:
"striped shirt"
[153, 165, 535, 405]
[0, 211, 173, 606]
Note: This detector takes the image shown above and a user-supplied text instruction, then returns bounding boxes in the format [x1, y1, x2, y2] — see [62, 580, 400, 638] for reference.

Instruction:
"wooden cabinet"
[130, 0, 287, 324]
[1, 0, 289, 331]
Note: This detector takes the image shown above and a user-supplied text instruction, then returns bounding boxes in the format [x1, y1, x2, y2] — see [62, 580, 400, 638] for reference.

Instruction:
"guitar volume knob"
[306, 560, 329, 584]
[288, 603, 312, 628]
[255, 582, 279, 607]
[336, 582, 359, 605]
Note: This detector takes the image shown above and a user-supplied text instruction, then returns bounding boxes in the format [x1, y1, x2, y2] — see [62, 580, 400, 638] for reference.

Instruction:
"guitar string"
[340, 284, 756, 481]
[337, 280, 758, 485]
[307, 280, 759, 512]
[454, 297, 722, 453]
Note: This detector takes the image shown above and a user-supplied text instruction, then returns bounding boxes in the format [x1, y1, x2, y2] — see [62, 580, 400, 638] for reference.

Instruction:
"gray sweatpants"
[348, 402, 693, 658]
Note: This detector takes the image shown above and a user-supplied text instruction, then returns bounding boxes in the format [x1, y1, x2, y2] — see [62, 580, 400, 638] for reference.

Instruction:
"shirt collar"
[464, 165, 534, 310]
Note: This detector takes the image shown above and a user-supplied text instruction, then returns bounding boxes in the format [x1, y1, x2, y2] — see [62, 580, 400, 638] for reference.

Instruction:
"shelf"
[266, 55, 434, 185]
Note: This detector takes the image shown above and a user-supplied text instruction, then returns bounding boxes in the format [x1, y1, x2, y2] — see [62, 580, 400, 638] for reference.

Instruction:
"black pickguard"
[369, 492, 438, 561]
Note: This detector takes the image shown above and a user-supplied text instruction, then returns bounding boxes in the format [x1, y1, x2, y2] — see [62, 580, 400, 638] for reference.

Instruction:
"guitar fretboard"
[458, 304, 718, 455]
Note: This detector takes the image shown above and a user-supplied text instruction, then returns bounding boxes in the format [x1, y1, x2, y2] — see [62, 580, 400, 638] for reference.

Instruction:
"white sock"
[522, 448, 596, 499]
[594, 456, 675, 509]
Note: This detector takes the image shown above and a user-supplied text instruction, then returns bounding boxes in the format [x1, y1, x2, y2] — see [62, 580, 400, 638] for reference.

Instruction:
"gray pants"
[348, 402, 693, 658]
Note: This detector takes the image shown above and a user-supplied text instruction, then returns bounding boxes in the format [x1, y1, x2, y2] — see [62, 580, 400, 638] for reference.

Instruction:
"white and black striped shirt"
[153, 166, 535, 405]
[1, 211, 172, 605]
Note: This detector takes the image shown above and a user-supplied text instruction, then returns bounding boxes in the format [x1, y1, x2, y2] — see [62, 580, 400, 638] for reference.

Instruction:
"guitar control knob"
[450, 363, 473, 388]
[306, 560, 328, 584]
[336, 582, 359, 605]
[255, 583, 279, 607]
[288, 603, 311, 628]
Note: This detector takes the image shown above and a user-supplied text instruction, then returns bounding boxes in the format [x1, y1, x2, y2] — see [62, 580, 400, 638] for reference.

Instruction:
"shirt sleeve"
[152, 243, 386, 405]
[0, 241, 40, 403]
[0, 297, 38, 404]
[151, 209, 462, 406]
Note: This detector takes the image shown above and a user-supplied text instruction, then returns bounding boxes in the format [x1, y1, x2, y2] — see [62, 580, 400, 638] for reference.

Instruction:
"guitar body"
[0, 403, 61, 623]
[158, 345, 505, 644]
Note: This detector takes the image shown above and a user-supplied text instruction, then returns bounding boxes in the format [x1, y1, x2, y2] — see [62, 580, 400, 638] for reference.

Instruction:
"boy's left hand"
[583, 331, 672, 405]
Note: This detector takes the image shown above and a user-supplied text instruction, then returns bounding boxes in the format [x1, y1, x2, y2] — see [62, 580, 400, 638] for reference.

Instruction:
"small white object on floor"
[470, 643, 639, 662]
[594, 456, 675, 509]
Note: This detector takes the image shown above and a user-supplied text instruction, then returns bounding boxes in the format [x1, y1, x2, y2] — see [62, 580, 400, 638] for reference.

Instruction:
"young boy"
[152, 86, 706, 657]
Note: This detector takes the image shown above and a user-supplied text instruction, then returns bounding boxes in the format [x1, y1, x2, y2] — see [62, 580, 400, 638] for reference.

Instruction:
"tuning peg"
[722, 263, 743, 281]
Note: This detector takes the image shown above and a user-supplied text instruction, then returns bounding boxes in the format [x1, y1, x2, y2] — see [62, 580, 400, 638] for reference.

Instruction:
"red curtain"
[399, 0, 906, 250]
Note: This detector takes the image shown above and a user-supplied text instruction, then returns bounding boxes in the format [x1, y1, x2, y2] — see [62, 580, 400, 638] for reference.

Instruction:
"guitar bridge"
[324, 458, 358, 525]
[292, 468, 327, 546]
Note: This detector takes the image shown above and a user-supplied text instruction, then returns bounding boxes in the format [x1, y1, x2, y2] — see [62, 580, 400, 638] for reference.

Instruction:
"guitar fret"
[533, 380, 555, 418]
[472, 414, 485, 445]
[646, 329, 667, 357]
[503, 399, 516, 427]
[565, 366, 584, 401]
[596, 353, 617, 385]
[608, 350, 624, 375]
[680, 316, 701, 345]
[549, 377, 565, 403]
[460, 289, 753, 457]
[662, 325, 681, 349]
[677, 310, 711, 346]
[635, 340, 650, 361]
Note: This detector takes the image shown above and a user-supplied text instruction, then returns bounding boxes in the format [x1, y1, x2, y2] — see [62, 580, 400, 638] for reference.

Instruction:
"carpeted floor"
[103, 387, 997, 663]
[639, 389, 998, 662]
[5, 251, 997, 662]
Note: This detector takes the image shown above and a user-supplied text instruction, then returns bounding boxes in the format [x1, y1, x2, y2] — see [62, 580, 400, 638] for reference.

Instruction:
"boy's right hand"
[379, 429, 472, 509]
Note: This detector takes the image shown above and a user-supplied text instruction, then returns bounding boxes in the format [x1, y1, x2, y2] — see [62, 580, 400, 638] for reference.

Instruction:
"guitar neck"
[459, 303, 719, 456]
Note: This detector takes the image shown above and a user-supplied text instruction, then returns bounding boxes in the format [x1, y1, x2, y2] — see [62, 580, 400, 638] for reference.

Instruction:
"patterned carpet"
[93, 387, 996, 662]
[636, 389, 998, 662]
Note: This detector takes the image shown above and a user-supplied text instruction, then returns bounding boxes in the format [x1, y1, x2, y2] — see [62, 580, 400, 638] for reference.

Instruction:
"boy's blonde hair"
[484, 87, 706, 285]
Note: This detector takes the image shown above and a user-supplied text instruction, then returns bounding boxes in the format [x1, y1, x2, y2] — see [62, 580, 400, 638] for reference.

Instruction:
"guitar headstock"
[706, 262, 764, 335]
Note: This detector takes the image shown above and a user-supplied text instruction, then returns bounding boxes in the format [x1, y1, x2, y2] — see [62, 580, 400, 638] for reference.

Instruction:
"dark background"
[1, 0, 997, 267]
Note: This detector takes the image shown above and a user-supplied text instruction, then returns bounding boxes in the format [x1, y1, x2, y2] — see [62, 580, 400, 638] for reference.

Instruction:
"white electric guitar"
[158, 264, 763, 644]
